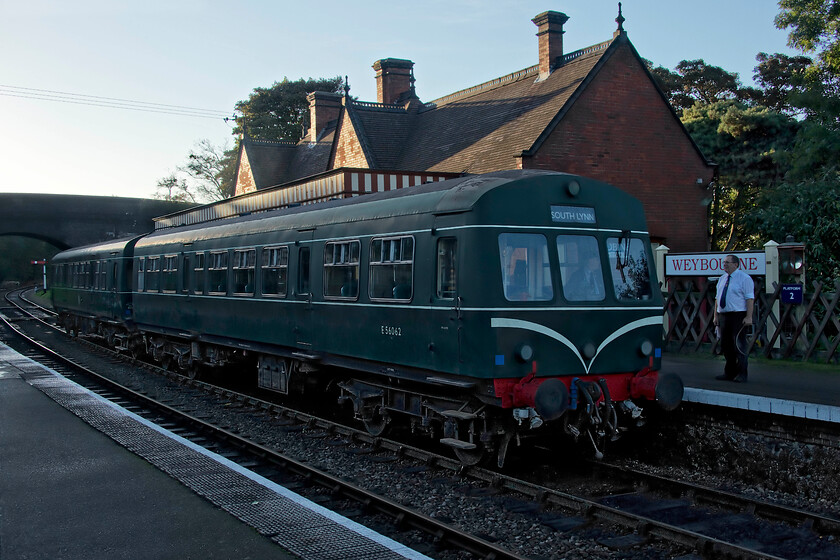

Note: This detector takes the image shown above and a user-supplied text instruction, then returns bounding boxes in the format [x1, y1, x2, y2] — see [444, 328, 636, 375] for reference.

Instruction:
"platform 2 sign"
[665, 252, 765, 277]
[781, 283, 803, 304]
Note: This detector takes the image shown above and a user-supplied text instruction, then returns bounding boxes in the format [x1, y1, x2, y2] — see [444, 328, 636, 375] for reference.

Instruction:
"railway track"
[5, 288, 840, 559]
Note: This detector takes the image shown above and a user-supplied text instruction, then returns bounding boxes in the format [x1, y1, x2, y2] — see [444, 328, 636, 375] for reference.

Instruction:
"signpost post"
[31, 259, 47, 291]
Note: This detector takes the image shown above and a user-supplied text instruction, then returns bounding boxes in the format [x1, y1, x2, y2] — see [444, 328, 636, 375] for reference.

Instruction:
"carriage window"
[607, 237, 653, 300]
[558, 235, 604, 302]
[369, 236, 414, 301]
[324, 240, 360, 299]
[136, 258, 145, 292]
[162, 255, 178, 293]
[297, 247, 311, 295]
[93, 261, 102, 290]
[181, 254, 190, 294]
[436, 238, 457, 299]
[233, 249, 256, 295]
[99, 261, 107, 290]
[262, 246, 288, 297]
[145, 256, 161, 292]
[193, 253, 205, 295]
[208, 251, 228, 294]
[499, 234, 553, 302]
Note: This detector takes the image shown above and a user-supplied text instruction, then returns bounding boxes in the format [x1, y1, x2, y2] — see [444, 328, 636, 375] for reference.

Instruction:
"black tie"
[720, 274, 730, 309]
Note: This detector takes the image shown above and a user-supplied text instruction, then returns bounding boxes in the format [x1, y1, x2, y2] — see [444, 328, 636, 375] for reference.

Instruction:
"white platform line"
[684, 387, 840, 423]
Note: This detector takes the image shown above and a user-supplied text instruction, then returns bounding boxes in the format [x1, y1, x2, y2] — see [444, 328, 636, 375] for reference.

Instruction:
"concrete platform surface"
[0, 343, 431, 560]
[663, 352, 840, 422]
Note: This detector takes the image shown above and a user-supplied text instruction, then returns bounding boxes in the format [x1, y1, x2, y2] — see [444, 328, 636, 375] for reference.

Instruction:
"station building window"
[261, 246, 288, 297]
[324, 240, 360, 299]
[370, 236, 413, 301]
[233, 249, 256, 295]
[162, 255, 178, 293]
[499, 234, 553, 302]
[557, 235, 604, 302]
[436, 238, 457, 299]
[208, 251, 228, 294]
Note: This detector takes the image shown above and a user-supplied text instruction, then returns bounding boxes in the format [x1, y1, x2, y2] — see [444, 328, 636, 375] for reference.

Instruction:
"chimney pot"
[373, 58, 415, 105]
[307, 91, 342, 141]
[532, 11, 570, 80]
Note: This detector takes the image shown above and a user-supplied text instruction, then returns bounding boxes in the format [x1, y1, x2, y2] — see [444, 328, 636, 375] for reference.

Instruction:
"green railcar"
[52, 170, 682, 465]
[49, 236, 141, 348]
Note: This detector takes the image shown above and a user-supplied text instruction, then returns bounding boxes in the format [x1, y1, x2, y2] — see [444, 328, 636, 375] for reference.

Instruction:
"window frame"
[369, 235, 414, 302]
[232, 248, 256, 296]
[324, 240, 361, 300]
[261, 246, 289, 298]
[208, 251, 229, 295]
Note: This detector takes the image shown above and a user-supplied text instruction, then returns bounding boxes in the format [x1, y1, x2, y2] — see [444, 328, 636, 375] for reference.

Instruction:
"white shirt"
[715, 268, 754, 313]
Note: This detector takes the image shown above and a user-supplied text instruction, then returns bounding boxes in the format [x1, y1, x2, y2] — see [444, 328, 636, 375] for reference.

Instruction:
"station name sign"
[550, 205, 596, 224]
[665, 252, 765, 276]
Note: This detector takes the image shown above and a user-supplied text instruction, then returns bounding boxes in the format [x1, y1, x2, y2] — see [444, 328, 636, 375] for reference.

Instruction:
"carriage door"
[434, 236, 463, 364]
[293, 230, 315, 349]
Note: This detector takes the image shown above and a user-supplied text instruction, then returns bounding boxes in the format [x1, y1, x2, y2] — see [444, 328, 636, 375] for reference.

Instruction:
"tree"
[776, 0, 840, 77]
[648, 59, 747, 114]
[750, 174, 840, 284]
[154, 140, 236, 203]
[233, 76, 344, 142]
[750, 52, 812, 115]
[682, 101, 800, 250]
[154, 174, 194, 203]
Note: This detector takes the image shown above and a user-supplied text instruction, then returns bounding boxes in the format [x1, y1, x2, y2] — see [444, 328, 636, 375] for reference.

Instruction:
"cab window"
[498, 234, 553, 302]
[607, 237, 653, 300]
[558, 235, 604, 302]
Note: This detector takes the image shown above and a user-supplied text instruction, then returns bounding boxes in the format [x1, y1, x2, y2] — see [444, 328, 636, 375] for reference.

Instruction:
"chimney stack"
[307, 91, 343, 141]
[373, 58, 415, 105]
[532, 11, 570, 80]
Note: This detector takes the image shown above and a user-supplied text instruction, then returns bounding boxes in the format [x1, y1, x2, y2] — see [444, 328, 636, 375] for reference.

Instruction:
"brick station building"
[233, 8, 715, 252]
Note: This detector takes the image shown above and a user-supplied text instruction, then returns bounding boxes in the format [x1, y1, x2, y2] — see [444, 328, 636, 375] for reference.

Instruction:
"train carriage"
[52, 170, 682, 465]
[50, 236, 141, 347]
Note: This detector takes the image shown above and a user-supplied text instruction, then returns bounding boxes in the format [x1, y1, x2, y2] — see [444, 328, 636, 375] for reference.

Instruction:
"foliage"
[681, 101, 800, 250]
[233, 76, 344, 142]
[776, 0, 840, 77]
[749, 52, 812, 115]
[749, 174, 840, 284]
[154, 139, 236, 203]
[648, 59, 747, 114]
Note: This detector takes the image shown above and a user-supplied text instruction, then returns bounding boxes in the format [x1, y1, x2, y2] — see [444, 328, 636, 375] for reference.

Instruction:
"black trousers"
[720, 311, 748, 379]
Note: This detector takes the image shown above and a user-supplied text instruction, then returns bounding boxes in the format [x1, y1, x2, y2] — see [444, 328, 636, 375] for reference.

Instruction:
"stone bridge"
[0, 193, 193, 249]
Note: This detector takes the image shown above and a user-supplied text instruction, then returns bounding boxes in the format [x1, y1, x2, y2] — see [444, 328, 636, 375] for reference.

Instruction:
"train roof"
[51, 235, 145, 264]
[136, 170, 647, 247]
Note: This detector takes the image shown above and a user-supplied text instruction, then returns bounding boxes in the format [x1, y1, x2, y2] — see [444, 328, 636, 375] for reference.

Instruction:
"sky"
[1, 0, 800, 200]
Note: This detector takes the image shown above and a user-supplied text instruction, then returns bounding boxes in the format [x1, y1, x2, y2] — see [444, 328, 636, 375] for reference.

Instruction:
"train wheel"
[186, 364, 203, 381]
[454, 447, 486, 467]
[363, 408, 389, 437]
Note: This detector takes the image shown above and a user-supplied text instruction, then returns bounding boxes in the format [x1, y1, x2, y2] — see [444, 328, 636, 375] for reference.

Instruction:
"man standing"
[713, 255, 755, 382]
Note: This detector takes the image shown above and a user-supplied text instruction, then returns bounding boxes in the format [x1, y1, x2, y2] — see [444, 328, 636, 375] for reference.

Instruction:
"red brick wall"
[332, 112, 370, 169]
[525, 41, 714, 252]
